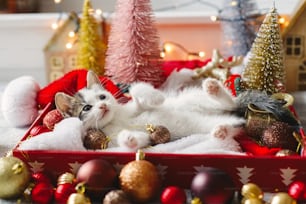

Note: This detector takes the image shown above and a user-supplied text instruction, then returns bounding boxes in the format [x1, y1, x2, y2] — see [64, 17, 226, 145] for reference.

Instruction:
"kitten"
[55, 71, 245, 151]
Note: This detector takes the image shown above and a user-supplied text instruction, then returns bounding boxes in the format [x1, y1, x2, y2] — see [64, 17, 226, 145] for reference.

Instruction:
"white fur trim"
[1, 76, 40, 127]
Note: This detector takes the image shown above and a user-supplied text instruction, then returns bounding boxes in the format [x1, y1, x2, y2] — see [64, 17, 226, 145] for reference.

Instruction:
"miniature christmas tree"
[105, 0, 165, 87]
[219, 0, 260, 57]
[77, 0, 106, 76]
[241, 6, 285, 94]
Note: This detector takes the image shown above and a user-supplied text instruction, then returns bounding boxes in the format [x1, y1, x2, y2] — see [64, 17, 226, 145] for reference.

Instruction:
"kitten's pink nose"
[100, 104, 107, 110]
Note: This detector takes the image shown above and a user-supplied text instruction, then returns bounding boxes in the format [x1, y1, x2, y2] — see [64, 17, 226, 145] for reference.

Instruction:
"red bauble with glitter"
[288, 180, 306, 202]
[76, 159, 117, 199]
[161, 186, 187, 204]
[31, 182, 54, 204]
[43, 109, 64, 130]
[190, 167, 236, 204]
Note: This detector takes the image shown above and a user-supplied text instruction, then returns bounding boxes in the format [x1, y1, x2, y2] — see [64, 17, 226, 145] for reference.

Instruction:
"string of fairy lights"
[50, 0, 289, 60]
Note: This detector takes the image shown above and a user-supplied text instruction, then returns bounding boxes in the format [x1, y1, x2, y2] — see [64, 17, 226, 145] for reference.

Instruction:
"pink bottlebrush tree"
[105, 0, 166, 87]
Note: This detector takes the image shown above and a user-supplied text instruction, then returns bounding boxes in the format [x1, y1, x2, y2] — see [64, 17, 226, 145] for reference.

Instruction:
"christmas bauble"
[0, 156, 31, 199]
[119, 152, 161, 203]
[288, 180, 306, 202]
[241, 183, 263, 200]
[160, 186, 187, 204]
[146, 124, 171, 145]
[242, 197, 264, 204]
[261, 121, 297, 151]
[32, 172, 52, 184]
[31, 182, 54, 204]
[103, 189, 132, 204]
[29, 125, 50, 136]
[67, 192, 91, 204]
[83, 128, 109, 150]
[43, 109, 64, 130]
[190, 167, 236, 204]
[270, 192, 297, 204]
[55, 183, 77, 204]
[76, 159, 117, 198]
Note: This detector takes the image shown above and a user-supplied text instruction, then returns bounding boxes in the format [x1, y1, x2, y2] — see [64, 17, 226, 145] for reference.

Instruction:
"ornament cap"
[136, 149, 145, 161]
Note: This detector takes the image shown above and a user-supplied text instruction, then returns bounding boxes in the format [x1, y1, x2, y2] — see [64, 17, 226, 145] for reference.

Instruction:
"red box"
[12, 103, 306, 193]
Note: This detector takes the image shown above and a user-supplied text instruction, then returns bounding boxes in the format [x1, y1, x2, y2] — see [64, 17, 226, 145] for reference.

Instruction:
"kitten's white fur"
[74, 71, 245, 151]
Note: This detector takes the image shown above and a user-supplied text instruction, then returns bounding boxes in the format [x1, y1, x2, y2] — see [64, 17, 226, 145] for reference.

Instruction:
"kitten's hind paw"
[212, 124, 243, 139]
[202, 78, 220, 96]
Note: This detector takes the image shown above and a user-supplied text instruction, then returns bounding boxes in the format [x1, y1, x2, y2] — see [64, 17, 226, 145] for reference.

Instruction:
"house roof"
[282, 0, 306, 37]
[43, 12, 79, 52]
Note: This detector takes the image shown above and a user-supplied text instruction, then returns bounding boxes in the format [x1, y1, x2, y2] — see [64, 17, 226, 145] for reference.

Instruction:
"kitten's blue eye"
[82, 105, 92, 112]
[99, 94, 106, 100]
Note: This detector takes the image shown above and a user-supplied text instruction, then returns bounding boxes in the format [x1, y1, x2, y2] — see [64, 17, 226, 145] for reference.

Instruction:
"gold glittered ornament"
[103, 189, 132, 204]
[119, 150, 161, 203]
[242, 197, 264, 204]
[57, 172, 75, 185]
[241, 183, 263, 200]
[270, 192, 297, 204]
[83, 128, 109, 150]
[0, 156, 30, 199]
[146, 124, 171, 145]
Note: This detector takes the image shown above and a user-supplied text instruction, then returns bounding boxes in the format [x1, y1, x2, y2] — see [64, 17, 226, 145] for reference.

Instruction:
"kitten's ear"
[86, 71, 103, 89]
[55, 92, 74, 116]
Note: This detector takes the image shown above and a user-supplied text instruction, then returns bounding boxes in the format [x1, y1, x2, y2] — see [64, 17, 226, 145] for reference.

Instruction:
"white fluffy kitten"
[55, 71, 245, 151]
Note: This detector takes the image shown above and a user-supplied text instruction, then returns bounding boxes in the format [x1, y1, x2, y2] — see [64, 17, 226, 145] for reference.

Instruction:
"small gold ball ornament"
[0, 156, 30, 199]
[270, 192, 297, 204]
[103, 189, 132, 204]
[67, 193, 91, 204]
[241, 183, 263, 200]
[146, 124, 171, 145]
[119, 150, 161, 203]
[242, 197, 264, 204]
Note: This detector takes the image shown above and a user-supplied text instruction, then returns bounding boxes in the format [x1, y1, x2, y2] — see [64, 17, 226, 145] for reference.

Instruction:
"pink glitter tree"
[105, 0, 166, 87]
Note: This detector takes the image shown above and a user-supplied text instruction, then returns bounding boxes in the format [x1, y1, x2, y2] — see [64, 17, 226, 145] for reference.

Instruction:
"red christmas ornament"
[43, 109, 64, 130]
[76, 159, 117, 199]
[190, 167, 236, 204]
[32, 172, 52, 184]
[161, 186, 187, 204]
[31, 182, 54, 204]
[288, 180, 306, 202]
[29, 125, 50, 136]
[55, 183, 76, 204]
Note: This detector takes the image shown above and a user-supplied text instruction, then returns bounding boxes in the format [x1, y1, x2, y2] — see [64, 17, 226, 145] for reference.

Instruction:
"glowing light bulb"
[51, 22, 58, 30]
[164, 44, 172, 53]
[66, 42, 73, 49]
[279, 17, 285, 24]
[160, 52, 165, 58]
[198, 51, 205, 58]
[68, 31, 75, 38]
[95, 9, 103, 15]
[230, 1, 238, 6]
[54, 0, 61, 3]
[210, 15, 218, 22]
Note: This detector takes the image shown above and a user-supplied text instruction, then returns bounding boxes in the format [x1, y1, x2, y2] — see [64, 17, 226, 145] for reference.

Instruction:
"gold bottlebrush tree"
[242, 6, 285, 94]
[77, 0, 106, 76]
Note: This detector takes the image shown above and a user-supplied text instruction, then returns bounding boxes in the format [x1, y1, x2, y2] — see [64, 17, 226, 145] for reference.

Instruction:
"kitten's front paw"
[130, 83, 165, 108]
[117, 130, 150, 150]
[203, 78, 220, 96]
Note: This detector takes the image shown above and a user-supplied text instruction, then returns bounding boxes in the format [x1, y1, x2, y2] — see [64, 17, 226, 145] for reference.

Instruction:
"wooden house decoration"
[43, 12, 80, 82]
[282, 0, 306, 92]
[44, 12, 108, 82]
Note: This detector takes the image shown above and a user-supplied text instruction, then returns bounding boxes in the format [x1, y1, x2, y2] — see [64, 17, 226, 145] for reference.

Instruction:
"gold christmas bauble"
[242, 197, 264, 204]
[67, 193, 91, 204]
[241, 183, 263, 200]
[119, 157, 161, 203]
[270, 192, 297, 204]
[0, 156, 30, 199]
